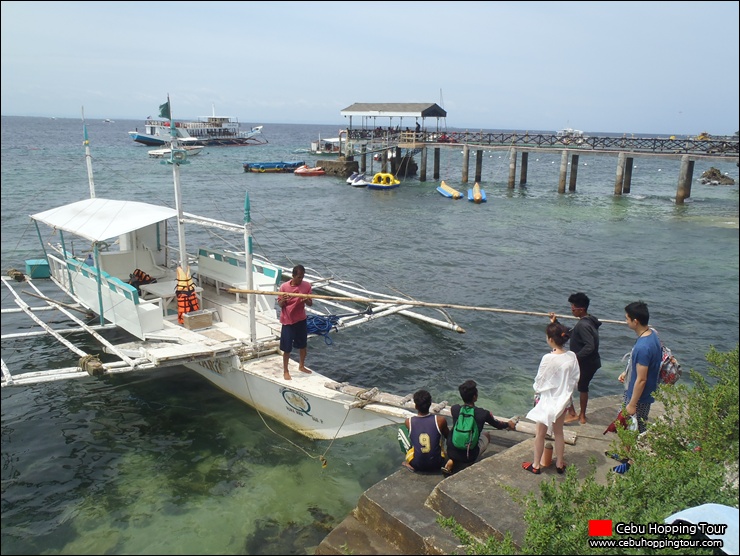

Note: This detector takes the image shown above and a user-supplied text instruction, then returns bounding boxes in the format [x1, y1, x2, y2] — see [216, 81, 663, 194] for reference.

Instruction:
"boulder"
[699, 167, 735, 186]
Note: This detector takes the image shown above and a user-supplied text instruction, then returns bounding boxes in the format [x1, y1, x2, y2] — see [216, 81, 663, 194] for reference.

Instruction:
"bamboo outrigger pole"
[228, 288, 627, 325]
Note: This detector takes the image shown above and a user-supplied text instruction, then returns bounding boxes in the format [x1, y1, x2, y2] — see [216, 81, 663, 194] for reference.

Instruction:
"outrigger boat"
[0, 103, 480, 441]
[148, 144, 205, 159]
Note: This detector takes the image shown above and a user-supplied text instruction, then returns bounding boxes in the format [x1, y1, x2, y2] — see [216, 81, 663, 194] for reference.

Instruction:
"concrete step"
[315, 513, 405, 555]
[316, 429, 530, 555]
[353, 468, 463, 555]
[316, 467, 461, 555]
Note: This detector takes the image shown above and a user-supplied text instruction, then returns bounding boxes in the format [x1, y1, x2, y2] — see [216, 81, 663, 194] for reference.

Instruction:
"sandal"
[441, 460, 454, 475]
[605, 451, 629, 463]
[522, 462, 541, 474]
[556, 464, 567, 475]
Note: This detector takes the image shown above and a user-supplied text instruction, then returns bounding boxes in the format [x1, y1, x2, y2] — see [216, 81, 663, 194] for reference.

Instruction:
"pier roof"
[340, 103, 447, 119]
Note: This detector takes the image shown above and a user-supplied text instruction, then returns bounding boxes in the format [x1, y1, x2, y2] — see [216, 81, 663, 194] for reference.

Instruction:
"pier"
[337, 103, 738, 205]
[346, 130, 738, 205]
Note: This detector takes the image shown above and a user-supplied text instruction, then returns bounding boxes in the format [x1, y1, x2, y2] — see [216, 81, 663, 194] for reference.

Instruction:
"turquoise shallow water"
[2, 117, 738, 554]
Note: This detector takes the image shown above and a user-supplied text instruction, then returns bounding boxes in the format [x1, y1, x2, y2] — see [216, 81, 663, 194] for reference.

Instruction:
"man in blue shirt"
[619, 301, 662, 434]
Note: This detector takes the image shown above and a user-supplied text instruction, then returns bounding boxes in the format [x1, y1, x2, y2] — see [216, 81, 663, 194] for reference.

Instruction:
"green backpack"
[452, 406, 480, 451]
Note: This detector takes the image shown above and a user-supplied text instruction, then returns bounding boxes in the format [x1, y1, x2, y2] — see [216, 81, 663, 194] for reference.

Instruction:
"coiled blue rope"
[307, 314, 340, 345]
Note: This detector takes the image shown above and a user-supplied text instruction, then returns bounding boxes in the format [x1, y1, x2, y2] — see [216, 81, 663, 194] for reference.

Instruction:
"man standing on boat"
[278, 265, 313, 380]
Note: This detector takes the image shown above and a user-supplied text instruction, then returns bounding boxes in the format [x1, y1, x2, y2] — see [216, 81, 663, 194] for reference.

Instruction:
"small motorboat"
[468, 182, 487, 203]
[346, 171, 361, 184]
[294, 165, 326, 176]
[437, 180, 463, 199]
[367, 173, 400, 190]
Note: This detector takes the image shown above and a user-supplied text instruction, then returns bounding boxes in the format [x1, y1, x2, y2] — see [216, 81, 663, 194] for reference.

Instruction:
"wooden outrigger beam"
[2, 323, 119, 340]
[236, 261, 467, 333]
[21, 277, 139, 368]
[229, 288, 627, 327]
[2, 276, 89, 359]
[325, 382, 578, 445]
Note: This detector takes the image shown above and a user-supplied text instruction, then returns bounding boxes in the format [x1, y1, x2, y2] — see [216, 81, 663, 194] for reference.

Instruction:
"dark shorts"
[280, 319, 308, 353]
[577, 366, 600, 393]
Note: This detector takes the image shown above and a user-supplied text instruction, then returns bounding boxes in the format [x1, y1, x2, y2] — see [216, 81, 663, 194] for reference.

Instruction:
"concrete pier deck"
[316, 394, 657, 555]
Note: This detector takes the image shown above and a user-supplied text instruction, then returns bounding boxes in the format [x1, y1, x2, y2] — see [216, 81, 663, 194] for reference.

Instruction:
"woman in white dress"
[522, 321, 580, 474]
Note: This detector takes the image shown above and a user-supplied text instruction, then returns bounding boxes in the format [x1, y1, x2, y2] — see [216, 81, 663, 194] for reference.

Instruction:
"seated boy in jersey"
[400, 390, 450, 472]
[443, 379, 517, 475]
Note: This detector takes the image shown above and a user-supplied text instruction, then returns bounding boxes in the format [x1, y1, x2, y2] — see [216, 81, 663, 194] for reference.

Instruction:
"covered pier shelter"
[340, 103, 447, 133]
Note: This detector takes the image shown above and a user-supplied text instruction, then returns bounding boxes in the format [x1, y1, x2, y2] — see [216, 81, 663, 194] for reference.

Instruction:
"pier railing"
[347, 129, 738, 158]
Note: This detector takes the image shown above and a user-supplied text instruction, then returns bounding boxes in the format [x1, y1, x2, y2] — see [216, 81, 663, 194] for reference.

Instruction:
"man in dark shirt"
[550, 292, 602, 424]
[401, 390, 450, 472]
[442, 380, 516, 475]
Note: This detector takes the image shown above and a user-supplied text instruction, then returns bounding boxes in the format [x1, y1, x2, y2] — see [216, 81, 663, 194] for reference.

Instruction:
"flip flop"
[605, 452, 629, 463]
[522, 462, 541, 474]
[612, 462, 631, 474]
[441, 460, 454, 475]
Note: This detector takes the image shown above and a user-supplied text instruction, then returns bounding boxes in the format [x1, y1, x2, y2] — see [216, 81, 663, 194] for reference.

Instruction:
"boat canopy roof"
[31, 198, 178, 243]
[340, 103, 447, 119]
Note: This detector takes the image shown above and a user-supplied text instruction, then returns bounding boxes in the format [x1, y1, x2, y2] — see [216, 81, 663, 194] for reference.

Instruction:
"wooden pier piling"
[614, 152, 626, 195]
[462, 145, 470, 183]
[419, 146, 427, 182]
[623, 157, 634, 194]
[558, 150, 568, 193]
[569, 154, 579, 192]
[508, 148, 517, 188]
[520, 152, 529, 185]
[676, 155, 695, 204]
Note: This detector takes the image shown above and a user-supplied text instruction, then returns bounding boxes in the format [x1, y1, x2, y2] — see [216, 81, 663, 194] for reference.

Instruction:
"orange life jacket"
[175, 266, 199, 323]
[128, 268, 156, 294]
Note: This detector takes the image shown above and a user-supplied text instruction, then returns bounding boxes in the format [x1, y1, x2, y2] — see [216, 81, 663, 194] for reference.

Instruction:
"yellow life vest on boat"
[176, 266, 199, 324]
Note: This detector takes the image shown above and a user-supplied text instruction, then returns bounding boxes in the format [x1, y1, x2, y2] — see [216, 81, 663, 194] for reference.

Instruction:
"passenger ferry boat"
[556, 128, 587, 145]
[129, 111, 266, 147]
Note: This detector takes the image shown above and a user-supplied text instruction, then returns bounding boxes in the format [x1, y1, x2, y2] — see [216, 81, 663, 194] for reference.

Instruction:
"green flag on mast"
[159, 100, 170, 119]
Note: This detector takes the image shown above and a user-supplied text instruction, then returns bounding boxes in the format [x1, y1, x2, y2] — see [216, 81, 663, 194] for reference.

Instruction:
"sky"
[1, 1, 738, 135]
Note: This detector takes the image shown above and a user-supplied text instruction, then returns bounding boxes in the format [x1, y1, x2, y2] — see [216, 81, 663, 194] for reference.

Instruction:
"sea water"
[2, 117, 738, 554]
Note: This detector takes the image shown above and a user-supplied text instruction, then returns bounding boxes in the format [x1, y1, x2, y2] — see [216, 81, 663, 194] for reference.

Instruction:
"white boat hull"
[186, 354, 410, 439]
[148, 146, 204, 158]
